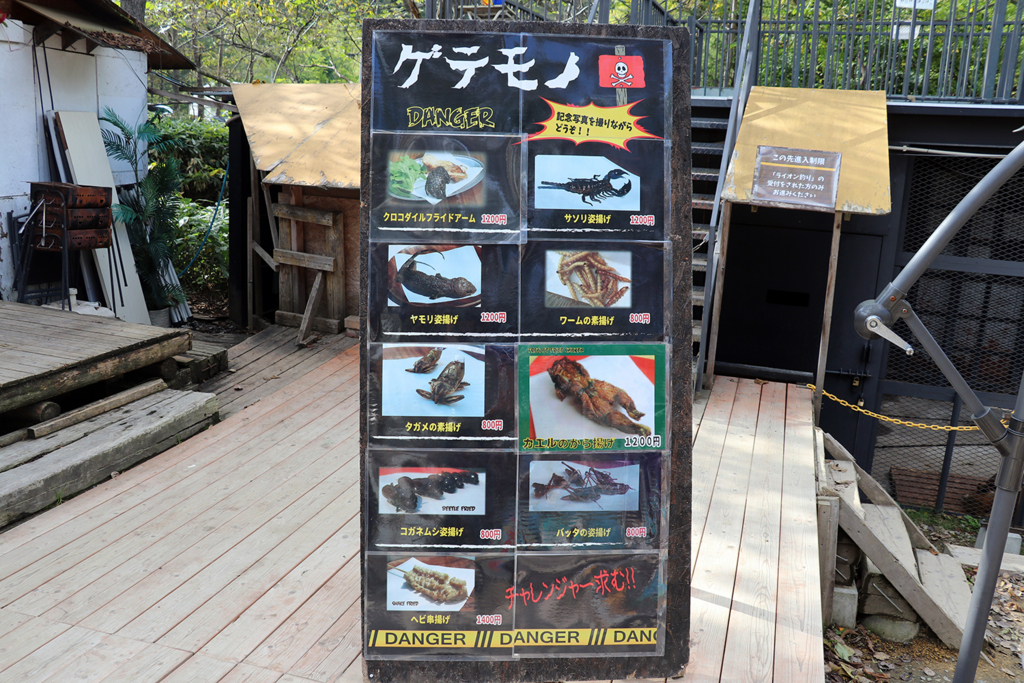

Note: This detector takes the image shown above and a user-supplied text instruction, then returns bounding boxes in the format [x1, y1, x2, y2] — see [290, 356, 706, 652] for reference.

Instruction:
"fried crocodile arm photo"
[547, 356, 652, 436]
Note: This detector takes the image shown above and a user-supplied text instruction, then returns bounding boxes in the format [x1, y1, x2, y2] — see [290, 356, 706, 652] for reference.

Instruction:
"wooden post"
[278, 192, 296, 314]
[291, 187, 305, 311]
[298, 270, 326, 345]
[813, 212, 844, 424]
[326, 211, 346, 321]
[703, 200, 732, 389]
[817, 495, 840, 624]
[246, 197, 255, 331]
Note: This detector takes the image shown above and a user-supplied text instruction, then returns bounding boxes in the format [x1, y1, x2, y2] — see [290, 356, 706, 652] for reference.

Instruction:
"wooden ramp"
[0, 301, 191, 416]
[0, 364, 823, 681]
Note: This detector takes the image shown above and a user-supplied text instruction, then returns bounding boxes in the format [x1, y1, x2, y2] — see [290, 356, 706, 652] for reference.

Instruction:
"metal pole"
[981, 0, 1008, 100]
[954, 369, 1024, 683]
[935, 393, 962, 512]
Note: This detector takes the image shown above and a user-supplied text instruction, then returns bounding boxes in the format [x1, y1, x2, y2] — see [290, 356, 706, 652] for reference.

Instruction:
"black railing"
[422, 0, 1024, 104]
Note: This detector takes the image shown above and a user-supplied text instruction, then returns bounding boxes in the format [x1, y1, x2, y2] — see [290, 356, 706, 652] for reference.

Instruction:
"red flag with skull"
[599, 55, 646, 88]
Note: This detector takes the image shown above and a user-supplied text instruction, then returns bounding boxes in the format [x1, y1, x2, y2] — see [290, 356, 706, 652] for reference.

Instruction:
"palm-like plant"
[100, 107, 185, 310]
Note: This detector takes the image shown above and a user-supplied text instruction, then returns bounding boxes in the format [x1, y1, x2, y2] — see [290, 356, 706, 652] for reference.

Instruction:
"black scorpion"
[540, 169, 632, 206]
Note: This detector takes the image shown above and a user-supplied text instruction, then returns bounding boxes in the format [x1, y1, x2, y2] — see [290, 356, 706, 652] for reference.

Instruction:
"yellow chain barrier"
[805, 384, 983, 432]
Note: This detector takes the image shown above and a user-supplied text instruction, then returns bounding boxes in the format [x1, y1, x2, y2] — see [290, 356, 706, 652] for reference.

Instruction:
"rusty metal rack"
[14, 182, 120, 315]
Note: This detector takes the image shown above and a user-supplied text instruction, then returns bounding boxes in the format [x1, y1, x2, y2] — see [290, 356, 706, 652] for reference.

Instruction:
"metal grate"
[873, 154, 1024, 517]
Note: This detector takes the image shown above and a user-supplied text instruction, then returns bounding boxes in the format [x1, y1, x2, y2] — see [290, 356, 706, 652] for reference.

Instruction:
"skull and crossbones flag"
[599, 55, 646, 88]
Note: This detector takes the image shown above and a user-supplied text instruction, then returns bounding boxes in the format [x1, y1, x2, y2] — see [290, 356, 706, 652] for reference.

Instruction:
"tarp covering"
[231, 83, 361, 190]
[722, 87, 891, 215]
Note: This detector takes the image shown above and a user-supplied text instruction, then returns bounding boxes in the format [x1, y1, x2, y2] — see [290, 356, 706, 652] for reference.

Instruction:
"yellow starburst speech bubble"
[528, 98, 661, 151]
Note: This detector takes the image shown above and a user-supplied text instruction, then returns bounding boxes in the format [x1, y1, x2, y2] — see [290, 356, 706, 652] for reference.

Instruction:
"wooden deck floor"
[0, 301, 191, 415]
[0, 341, 822, 682]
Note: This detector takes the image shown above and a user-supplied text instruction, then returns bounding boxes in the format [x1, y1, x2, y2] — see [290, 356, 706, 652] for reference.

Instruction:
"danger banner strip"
[368, 628, 658, 648]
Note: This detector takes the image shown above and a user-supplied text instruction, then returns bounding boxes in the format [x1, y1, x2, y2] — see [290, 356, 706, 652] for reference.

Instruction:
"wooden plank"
[0, 349, 357, 557]
[326, 212, 345, 321]
[219, 663, 283, 682]
[813, 211, 843, 423]
[774, 384, 825, 683]
[247, 195, 256, 331]
[36, 630, 149, 683]
[198, 518, 360, 662]
[702, 199, 731, 389]
[33, 406, 359, 625]
[289, 600, 361, 682]
[157, 653, 235, 682]
[690, 376, 739, 567]
[0, 336, 191, 414]
[93, 642, 191, 683]
[29, 379, 167, 438]
[273, 250, 334, 273]
[827, 460, 863, 519]
[817, 496, 839, 624]
[822, 431, 938, 552]
[244, 562, 359, 672]
[260, 174, 279, 250]
[94, 438, 359, 641]
[272, 203, 335, 228]
[148, 87, 239, 113]
[253, 242, 280, 272]
[838, 496, 963, 649]
[688, 379, 761, 682]
[915, 549, 973, 631]
[947, 543, 1024, 573]
[720, 381, 786, 683]
[0, 391, 219, 528]
[277, 195, 296, 315]
[692, 389, 710, 442]
[0, 624, 102, 680]
[297, 271, 326, 344]
[863, 504, 918, 579]
[55, 111, 149, 325]
[274, 310, 341, 335]
[0, 614, 72, 671]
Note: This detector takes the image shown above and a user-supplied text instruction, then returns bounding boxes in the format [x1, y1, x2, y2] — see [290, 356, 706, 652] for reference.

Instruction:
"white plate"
[387, 558, 475, 611]
[529, 355, 654, 440]
[390, 153, 485, 205]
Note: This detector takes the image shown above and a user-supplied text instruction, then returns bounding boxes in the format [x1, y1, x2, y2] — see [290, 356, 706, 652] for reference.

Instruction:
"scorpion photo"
[540, 168, 633, 206]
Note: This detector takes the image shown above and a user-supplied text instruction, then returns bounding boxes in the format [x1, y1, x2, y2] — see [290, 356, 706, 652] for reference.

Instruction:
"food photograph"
[388, 245, 482, 308]
[388, 151, 485, 205]
[386, 557, 476, 612]
[381, 345, 486, 418]
[529, 355, 655, 440]
[545, 250, 632, 309]
[378, 467, 486, 515]
[533, 155, 640, 211]
[528, 460, 640, 512]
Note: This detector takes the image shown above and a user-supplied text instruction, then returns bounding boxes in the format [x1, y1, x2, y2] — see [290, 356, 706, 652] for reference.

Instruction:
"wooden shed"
[231, 83, 361, 341]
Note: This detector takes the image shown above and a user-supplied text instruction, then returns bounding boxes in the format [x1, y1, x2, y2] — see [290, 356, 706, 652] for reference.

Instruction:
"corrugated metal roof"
[231, 83, 361, 190]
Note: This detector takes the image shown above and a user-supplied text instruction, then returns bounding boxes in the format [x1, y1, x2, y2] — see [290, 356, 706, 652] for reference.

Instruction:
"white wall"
[0, 20, 149, 299]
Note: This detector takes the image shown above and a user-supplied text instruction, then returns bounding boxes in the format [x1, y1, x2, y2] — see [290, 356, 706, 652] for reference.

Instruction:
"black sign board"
[750, 145, 842, 212]
[360, 19, 691, 682]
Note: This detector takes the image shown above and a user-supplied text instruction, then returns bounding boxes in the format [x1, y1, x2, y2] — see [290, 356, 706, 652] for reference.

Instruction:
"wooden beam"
[29, 379, 167, 438]
[813, 211, 843, 423]
[271, 203, 335, 228]
[838, 496, 963, 650]
[274, 310, 341, 335]
[298, 271, 326, 345]
[33, 21, 60, 45]
[246, 196, 255, 332]
[260, 175, 279, 249]
[147, 87, 239, 113]
[817, 496, 839, 625]
[9, 401, 60, 425]
[703, 200, 732, 389]
[820, 429, 938, 553]
[273, 249, 334, 273]
[0, 335, 190, 415]
[252, 242, 279, 272]
[326, 211, 346, 320]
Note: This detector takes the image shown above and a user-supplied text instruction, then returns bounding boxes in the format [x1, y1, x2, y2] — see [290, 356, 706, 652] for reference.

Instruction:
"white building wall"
[0, 20, 149, 299]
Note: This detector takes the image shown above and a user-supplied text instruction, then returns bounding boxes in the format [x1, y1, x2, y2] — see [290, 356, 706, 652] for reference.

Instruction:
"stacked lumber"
[816, 429, 973, 648]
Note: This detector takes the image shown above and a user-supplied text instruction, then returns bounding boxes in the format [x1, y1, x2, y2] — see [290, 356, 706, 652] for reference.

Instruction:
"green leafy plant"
[172, 197, 230, 291]
[100, 107, 186, 310]
[152, 117, 229, 202]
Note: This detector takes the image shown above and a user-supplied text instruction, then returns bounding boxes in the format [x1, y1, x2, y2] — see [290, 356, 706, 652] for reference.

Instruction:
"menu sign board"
[361, 19, 691, 681]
